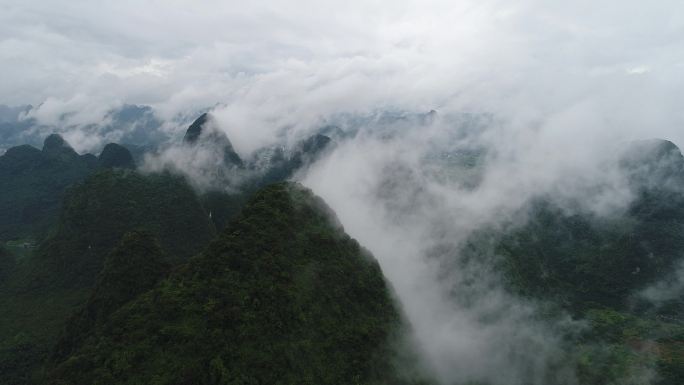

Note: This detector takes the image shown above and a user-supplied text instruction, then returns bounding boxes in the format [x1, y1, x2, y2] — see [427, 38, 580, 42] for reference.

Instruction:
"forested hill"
[46, 183, 427, 385]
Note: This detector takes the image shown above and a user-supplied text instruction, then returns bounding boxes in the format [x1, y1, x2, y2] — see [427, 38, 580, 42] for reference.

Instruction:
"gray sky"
[2, 0, 684, 152]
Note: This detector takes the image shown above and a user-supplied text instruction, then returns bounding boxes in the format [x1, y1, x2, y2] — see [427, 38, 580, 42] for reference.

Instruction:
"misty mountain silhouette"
[183, 112, 244, 168]
[98, 143, 136, 169]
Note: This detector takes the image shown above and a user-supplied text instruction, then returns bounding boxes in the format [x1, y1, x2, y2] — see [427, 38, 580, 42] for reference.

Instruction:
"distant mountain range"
[0, 104, 168, 155]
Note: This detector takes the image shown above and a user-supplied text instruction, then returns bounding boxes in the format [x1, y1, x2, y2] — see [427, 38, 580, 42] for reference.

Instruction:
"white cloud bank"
[1, 0, 684, 151]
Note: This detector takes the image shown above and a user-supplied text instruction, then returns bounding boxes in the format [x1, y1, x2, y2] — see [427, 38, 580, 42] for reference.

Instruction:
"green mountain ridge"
[0, 168, 216, 384]
[46, 182, 426, 385]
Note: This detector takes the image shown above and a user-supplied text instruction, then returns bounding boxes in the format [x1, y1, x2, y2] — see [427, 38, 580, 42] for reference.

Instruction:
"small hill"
[0, 169, 216, 383]
[98, 143, 136, 169]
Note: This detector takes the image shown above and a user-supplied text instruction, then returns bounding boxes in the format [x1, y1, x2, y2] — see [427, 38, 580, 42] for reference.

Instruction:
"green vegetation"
[0, 246, 14, 283]
[201, 190, 250, 231]
[571, 307, 684, 385]
[183, 112, 244, 167]
[0, 136, 97, 242]
[52, 230, 170, 364]
[47, 183, 423, 385]
[0, 169, 216, 384]
[493, 197, 684, 311]
[31, 169, 215, 288]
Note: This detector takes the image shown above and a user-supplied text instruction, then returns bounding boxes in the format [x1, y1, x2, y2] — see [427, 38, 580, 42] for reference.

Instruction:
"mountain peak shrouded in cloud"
[183, 112, 210, 144]
[184, 112, 243, 168]
[621, 139, 684, 189]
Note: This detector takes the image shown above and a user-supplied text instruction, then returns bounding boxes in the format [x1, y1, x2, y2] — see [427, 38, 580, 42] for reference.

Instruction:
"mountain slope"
[48, 182, 422, 385]
[204, 131, 334, 231]
[0, 246, 13, 284]
[489, 139, 684, 311]
[0, 169, 216, 384]
[31, 169, 215, 288]
[51, 230, 170, 364]
[454, 139, 684, 384]
[0, 135, 97, 241]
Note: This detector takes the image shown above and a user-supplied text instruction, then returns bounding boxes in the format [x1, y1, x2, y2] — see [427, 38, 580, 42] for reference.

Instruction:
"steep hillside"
[52, 231, 170, 364]
[48, 183, 424, 385]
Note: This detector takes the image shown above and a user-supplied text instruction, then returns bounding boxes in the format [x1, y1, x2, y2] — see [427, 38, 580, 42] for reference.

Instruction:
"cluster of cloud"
[3, 0, 684, 152]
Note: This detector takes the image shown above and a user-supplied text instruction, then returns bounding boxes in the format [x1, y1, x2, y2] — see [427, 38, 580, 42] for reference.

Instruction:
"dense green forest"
[0, 167, 217, 383]
[46, 183, 425, 385]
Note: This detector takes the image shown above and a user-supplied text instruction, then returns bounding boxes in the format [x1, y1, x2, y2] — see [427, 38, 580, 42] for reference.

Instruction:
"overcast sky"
[1, 1, 684, 149]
